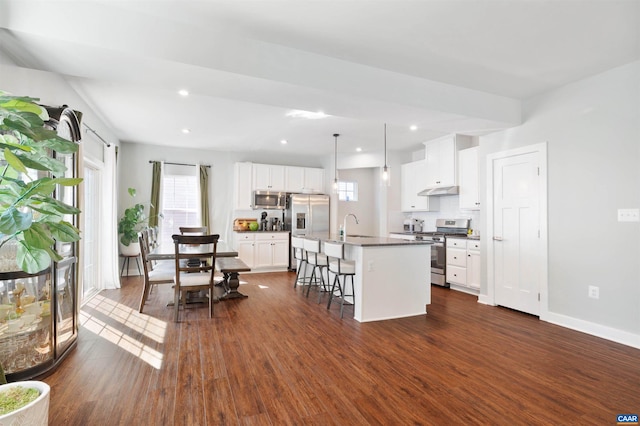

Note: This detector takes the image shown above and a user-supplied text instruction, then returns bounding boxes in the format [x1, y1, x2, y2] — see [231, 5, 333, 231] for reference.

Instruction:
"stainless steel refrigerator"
[284, 193, 330, 270]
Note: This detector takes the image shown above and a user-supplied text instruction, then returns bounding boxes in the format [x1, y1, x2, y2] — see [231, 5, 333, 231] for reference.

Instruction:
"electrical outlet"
[367, 260, 374, 272]
[588, 286, 599, 299]
[617, 208, 640, 222]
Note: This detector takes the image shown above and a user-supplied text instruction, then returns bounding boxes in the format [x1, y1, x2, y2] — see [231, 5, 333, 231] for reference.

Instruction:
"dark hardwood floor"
[44, 272, 640, 425]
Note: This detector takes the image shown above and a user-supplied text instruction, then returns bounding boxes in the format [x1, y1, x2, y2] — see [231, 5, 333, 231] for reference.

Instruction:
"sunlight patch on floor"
[80, 294, 166, 369]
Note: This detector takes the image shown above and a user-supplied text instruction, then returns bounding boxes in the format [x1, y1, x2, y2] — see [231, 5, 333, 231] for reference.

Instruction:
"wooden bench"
[216, 257, 251, 300]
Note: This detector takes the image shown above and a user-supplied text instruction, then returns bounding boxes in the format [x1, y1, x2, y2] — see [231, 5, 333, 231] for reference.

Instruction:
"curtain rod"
[149, 160, 211, 168]
[82, 123, 111, 147]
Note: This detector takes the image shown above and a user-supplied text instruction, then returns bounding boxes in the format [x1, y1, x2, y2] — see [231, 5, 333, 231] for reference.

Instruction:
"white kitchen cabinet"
[459, 147, 480, 210]
[236, 232, 289, 270]
[285, 166, 325, 193]
[446, 237, 480, 293]
[423, 134, 473, 188]
[303, 167, 324, 193]
[401, 160, 439, 212]
[236, 233, 256, 268]
[467, 239, 481, 290]
[234, 162, 253, 210]
[285, 166, 305, 192]
[253, 163, 286, 191]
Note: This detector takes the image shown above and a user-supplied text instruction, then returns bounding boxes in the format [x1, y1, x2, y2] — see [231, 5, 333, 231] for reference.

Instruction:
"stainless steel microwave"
[253, 191, 287, 210]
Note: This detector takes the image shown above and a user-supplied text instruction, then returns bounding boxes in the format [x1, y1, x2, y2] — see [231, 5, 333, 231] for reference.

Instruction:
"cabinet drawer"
[254, 232, 289, 241]
[236, 233, 254, 241]
[446, 238, 467, 249]
[447, 248, 466, 267]
[446, 265, 466, 285]
[468, 240, 481, 251]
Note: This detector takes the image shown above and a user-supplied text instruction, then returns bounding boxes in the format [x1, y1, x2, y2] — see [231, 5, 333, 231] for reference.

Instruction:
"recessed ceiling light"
[356, 147, 362, 152]
[178, 89, 189, 97]
[280, 139, 288, 144]
[410, 125, 418, 131]
[285, 110, 330, 120]
[182, 128, 191, 134]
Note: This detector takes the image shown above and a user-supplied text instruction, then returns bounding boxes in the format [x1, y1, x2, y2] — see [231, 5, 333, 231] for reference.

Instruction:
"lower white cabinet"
[467, 240, 481, 290]
[235, 232, 289, 270]
[446, 237, 480, 293]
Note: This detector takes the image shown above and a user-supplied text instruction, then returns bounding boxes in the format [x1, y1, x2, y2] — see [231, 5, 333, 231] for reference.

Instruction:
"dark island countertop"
[311, 234, 434, 247]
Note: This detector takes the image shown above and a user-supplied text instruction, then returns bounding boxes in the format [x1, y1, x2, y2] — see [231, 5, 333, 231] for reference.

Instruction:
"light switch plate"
[617, 208, 639, 222]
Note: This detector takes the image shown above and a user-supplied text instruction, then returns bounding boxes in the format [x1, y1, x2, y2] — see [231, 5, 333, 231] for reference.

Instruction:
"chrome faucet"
[343, 213, 359, 238]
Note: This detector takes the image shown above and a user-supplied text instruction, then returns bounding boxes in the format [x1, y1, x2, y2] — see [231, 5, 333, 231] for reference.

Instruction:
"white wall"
[336, 168, 378, 236]
[479, 61, 640, 343]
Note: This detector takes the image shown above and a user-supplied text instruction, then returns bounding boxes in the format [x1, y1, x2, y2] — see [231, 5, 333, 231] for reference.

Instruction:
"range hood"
[417, 185, 459, 196]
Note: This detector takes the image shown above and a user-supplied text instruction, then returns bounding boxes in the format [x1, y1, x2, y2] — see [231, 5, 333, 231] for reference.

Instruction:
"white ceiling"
[1, 0, 638, 156]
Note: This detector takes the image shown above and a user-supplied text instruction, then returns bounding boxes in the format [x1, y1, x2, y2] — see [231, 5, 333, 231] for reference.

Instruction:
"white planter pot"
[119, 241, 141, 257]
[0, 381, 50, 426]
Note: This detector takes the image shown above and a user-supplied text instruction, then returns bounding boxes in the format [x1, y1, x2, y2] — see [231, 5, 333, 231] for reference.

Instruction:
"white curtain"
[101, 143, 120, 289]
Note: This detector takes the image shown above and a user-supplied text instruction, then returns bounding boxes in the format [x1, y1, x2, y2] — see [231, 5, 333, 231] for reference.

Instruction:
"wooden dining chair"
[179, 226, 207, 235]
[172, 233, 219, 322]
[138, 233, 174, 313]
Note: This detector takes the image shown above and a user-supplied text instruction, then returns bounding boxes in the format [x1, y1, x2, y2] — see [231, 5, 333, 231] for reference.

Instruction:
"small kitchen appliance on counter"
[403, 218, 424, 233]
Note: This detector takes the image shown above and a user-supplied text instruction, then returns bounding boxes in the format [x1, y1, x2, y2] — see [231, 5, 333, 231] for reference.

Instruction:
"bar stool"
[324, 241, 356, 318]
[303, 238, 330, 303]
[291, 236, 308, 289]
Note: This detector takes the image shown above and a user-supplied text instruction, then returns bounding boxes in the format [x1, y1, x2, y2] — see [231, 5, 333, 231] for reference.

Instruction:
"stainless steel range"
[401, 219, 470, 287]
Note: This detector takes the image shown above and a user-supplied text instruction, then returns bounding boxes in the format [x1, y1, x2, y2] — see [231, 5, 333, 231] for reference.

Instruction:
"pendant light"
[382, 123, 390, 185]
[333, 133, 340, 193]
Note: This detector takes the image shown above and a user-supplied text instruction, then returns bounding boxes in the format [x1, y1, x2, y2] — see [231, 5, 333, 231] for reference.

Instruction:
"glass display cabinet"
[0, 106, 81, 380]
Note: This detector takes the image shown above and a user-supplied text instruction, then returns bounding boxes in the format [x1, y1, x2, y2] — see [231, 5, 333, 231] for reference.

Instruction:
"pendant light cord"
[333, 133, 340, 186]
[382, 123, 390, 183]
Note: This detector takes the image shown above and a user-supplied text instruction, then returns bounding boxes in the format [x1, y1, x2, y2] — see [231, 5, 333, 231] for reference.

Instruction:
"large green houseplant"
[118, 187, 147, 247]
[0, 91, 81, 274]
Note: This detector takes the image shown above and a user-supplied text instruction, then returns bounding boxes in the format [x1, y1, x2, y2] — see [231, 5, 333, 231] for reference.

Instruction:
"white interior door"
[492, 150, 541, 315]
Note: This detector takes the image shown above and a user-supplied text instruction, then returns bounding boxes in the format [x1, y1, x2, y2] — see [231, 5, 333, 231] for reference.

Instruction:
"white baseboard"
[542, 311, 640, 350]
[477, 294, 495, 306]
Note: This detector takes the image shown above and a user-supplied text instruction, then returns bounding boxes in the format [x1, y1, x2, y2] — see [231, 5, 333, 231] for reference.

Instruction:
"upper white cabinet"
[286, 166, 324, 193]
[401, 160, 439, 212]
[253, 163, 286, 191]
[235, 162, 326, 210]
[303, 168, 325, 193]
[459, 147, 480, 210]
[285, 166, 305, 192]
[423, 134, 472, 188]
[234, 162, 253, 210]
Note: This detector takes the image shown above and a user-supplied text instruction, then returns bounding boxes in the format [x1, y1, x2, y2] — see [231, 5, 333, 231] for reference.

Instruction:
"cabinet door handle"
[493, 236, 503, 241]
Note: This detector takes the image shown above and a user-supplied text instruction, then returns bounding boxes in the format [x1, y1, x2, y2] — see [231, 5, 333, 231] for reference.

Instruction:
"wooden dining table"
[148, 241, 248, 301]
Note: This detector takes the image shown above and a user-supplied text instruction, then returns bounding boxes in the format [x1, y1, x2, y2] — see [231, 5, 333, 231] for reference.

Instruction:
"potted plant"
[118, 187, 147, 256]
[0, 92, 81, 274]
[0, 381, 50, 425]
[0, 92, 80, 423]
[0, 364, 50, 425]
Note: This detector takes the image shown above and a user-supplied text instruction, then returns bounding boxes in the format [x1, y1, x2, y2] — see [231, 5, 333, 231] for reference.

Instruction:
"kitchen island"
[314, 235, 432, 322]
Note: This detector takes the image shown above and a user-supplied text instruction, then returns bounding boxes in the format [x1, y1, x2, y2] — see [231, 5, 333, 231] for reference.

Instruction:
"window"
[337, 181, 358, 201]
[160, 173, 199, 245]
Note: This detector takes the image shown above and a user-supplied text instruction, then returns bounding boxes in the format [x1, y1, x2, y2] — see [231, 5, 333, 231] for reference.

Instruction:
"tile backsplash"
[406, 195, 480, 234]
